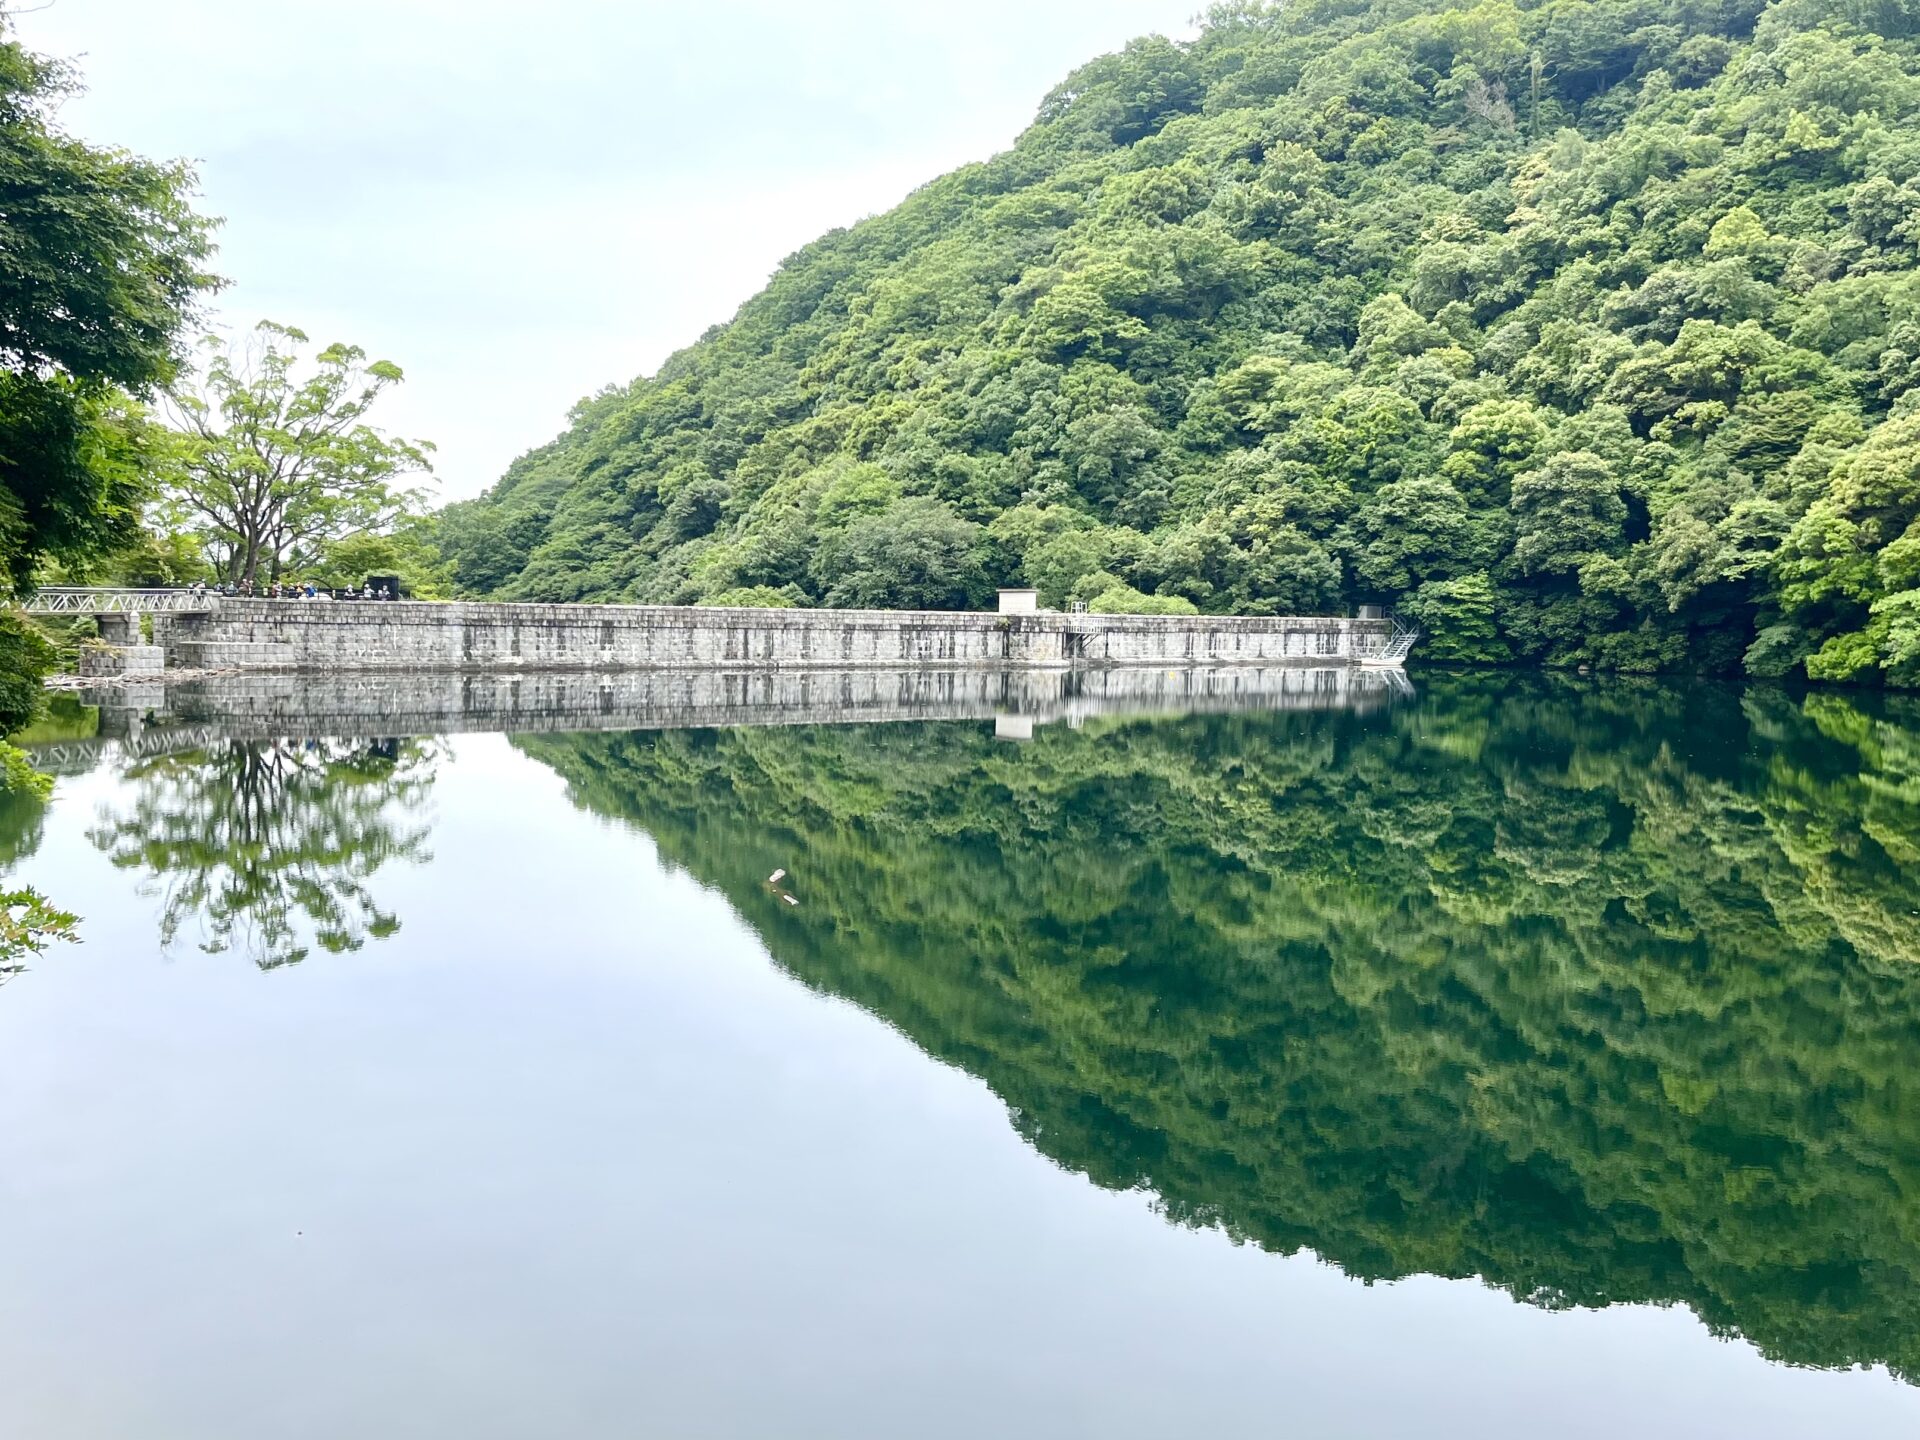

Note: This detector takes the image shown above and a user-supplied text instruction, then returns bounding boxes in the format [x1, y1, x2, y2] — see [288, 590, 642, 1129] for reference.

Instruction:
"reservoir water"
[4, 669, 1920, 1438]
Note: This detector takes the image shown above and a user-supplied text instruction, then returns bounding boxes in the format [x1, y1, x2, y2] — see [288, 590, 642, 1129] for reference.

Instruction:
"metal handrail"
[1376, 622, 1420, 663]
[1352, 611, 1418, 664]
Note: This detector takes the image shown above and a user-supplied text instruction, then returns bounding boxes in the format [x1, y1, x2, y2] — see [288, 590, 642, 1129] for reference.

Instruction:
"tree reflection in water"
[89, 737, 439, 969]
[517, 675, 1920, 1383]
[0, 779, 56, 986]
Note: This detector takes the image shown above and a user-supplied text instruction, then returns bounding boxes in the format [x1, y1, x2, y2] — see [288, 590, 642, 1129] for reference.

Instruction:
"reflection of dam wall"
[159, 598, 1394, 672]
[32, 667, 1414, 773]
[86, 665, 1411, 742]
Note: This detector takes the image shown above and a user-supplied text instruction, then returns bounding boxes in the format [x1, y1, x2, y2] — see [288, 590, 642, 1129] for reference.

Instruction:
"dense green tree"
[815, 498, 990, 610]
[1398, 569, 1509, 661]
[1024, 525, 1111, 608]
[1349, 476, 1488, 592]
[0, 18, 216, 591]
[1086, 582, 1199, 614]
[0, 613, 53, 736]
[699, 585, 801, 608]
[0, 609, 56, 802]
[310, 522, 450, 597]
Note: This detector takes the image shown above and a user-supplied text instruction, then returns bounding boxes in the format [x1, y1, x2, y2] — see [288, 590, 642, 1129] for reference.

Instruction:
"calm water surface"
[4, 671, 1920, 1438]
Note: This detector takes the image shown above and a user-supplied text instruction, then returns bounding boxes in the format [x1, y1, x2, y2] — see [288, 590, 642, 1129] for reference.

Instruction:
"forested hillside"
[441, 0, 1920, 685]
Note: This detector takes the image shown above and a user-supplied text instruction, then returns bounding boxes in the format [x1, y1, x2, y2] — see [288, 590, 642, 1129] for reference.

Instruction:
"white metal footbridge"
[15, 587, 216, 615]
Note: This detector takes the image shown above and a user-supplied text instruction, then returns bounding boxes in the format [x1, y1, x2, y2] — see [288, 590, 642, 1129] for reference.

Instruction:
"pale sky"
[16, 1, 1198, 501]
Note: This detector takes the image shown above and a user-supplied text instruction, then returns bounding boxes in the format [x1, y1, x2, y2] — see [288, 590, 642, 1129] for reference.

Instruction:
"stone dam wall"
[152, 600, 1393, 673]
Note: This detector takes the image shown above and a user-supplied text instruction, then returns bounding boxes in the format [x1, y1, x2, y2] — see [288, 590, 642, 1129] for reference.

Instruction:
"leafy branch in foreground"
[0, 886, 76, 982]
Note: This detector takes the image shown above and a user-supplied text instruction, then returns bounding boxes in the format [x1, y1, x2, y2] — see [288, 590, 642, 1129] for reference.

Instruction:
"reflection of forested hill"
[518, 675, 1920, 1381]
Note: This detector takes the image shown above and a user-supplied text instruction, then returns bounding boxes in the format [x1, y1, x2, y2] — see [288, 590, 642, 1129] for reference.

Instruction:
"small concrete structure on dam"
[41, 589, 1405, 677]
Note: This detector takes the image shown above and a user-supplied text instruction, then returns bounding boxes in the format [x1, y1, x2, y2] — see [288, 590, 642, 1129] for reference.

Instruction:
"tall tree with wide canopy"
[165, 322, 433, 585]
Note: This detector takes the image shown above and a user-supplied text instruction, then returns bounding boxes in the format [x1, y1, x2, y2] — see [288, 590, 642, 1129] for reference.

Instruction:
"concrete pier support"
[94, 613, 139, 645]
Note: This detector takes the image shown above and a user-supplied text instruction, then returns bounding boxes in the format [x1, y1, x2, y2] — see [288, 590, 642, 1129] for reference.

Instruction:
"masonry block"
[77, 644, 164, 678]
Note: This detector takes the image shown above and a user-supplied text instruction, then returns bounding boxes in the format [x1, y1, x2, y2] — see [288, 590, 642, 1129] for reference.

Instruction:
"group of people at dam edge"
[187, 580, 399, 602]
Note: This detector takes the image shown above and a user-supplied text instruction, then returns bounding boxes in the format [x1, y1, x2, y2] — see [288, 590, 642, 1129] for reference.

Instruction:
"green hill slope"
[440, 0, 1920, 686]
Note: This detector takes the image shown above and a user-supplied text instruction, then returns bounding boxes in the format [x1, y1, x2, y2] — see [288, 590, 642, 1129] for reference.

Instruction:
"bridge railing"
[14, 587, 216, 615]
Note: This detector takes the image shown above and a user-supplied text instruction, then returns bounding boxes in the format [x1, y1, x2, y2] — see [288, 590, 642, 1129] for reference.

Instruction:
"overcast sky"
[16, 1, 1196, 501]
